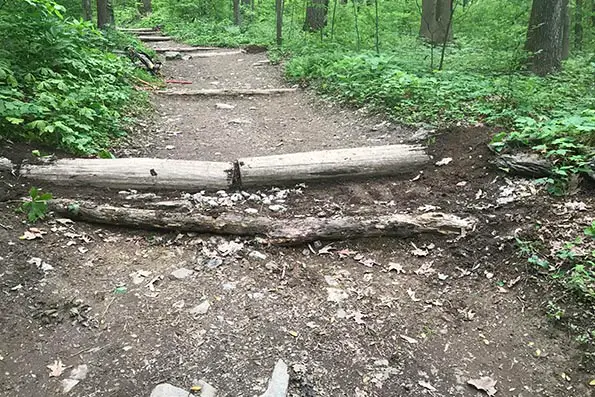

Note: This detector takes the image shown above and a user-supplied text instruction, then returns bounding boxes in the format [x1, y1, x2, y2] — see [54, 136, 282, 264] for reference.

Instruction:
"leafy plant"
[20, 187, 53, 222]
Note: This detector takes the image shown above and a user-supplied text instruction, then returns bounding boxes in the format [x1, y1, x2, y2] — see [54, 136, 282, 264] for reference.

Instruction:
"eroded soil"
[0, 41, 594, 397]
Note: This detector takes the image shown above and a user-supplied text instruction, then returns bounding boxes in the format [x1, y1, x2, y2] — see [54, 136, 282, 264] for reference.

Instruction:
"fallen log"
[18, 145, 428, 190]
[117, 27, 156, 33]
[491, 153, 552, 178]
[0, 157, 13, 172]
[20, 158, 233, 190]
[48, 199, 476, 245]
[165, 50, 243, 58]
[157, 88, 297, 97]
[239, 145, 428, 185]
[138, 36, 173, 42]
[154, 47, 221, 53]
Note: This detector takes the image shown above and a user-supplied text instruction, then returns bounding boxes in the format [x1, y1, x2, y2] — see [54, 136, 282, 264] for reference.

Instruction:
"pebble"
[170, 267, 195, 280]
[249, 250, 267, 260]
[150, 383, 188, 397]
[189, 300, 210, 316]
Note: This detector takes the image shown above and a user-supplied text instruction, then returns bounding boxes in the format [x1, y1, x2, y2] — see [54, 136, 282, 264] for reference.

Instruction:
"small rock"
[245, 208, 258, 214]
[327, 287, 348, 303]
[150, 383, 188, 397]
[260, 359, 289, 397]
[215, 103, 235, 110]
[61, 379, 80, 394]
[435, 157, 453, 166]
[197, 379, 218, 397]
[268, 204, 286, 212]
[165, 145, 175, 150]
[164, 51, 182, 60]
[170, 268, 194, 280]
[189, 300, 210, 316]
[204, 257, 223, 269]
[249, 250, 267, 260]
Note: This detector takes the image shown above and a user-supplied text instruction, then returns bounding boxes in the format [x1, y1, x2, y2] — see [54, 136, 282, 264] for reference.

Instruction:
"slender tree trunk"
[276, 0, 283, 45]
[82, 0, 92, 21]
[107, 0, 115, 26]
[575, 0, 583, 50]
[139, 0, 152, 15]
[304, 0, 329, 31]
[97, 0, 109, 28]
[419, 0, 453, 44]
[561, 0, 570, 59]
[525, 0, 564, 75]
[330, 0, 338, 39]
[374, 0, 379, 53]
[233, 0, 241, 25]
[438, 1, 454, 70]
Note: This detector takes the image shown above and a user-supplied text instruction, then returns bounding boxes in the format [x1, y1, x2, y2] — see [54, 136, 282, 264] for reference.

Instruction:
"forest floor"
[0, 40, 594, 397]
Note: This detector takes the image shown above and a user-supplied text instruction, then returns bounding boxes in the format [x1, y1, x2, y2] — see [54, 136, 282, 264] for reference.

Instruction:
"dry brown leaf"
[47, 359, 66, 377]
[467, 376, 497, 396]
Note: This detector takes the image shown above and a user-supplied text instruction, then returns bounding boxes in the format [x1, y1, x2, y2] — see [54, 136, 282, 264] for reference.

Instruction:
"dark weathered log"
[157, 88, 297, 97]
[117, 27, 156, 32]
[0, 157, 13, 172]
[239, 145, 429, 186]
[138, 36, 173, 42]
[48, 199, 476, 245]
[154, 46, 220, 52]
[20, 158, 233, 190]
[491, 153, 552, 178]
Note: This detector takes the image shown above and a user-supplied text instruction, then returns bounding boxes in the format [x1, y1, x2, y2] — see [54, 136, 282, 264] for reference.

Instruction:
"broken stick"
[48, 199, 476, 245]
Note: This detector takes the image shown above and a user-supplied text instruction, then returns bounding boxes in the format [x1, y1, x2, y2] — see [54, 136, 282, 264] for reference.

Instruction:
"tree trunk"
[304, 0, 329, 31]
[233, 0, 241, 25]
[525, 0, 564, 75]
[419, 0, 453, 44]
[82, 0, 92, 21]
[139, 0, 152, 15]
[48, 199, 476, 245]
[575, 0, 583, 50]
[97, 0, 109, 28]
[276, 0, 283, 45]
[107, 0, 115, 26]
[561, 0, 570, 59]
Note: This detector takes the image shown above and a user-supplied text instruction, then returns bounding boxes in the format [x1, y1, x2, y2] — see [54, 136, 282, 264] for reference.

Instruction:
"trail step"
[154, 46, 221, 52]
[138, 36, 173, 42]
[157, 88, 297, 97]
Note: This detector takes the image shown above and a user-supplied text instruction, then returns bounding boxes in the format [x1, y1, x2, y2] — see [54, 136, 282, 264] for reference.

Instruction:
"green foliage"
[20, 187, 53, 222]
[0, 0, 149, 154]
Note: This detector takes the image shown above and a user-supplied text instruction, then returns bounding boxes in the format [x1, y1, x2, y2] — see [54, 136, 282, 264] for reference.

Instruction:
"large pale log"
[48, 199, 476, 245]
[181, 50, 244, 58]
[0, 157, 13, 172]
[138, 36, 173, 41]
[154, 46, 220, 52]
[157, 88, 297, 97]
[20, 158, 233, 190]
[239, 145, 428, 186]
[117, 27, 156, 32]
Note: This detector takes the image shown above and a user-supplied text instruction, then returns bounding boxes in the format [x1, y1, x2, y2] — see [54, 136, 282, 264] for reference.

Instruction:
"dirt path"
[0, 41, 594, 397]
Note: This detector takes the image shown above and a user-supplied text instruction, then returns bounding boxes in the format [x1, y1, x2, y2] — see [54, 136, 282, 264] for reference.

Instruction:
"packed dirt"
[1, 39, 594, 397]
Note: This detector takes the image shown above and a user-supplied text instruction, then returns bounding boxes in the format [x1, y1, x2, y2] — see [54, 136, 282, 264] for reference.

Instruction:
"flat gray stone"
[260, 359, 289, 397]
[164, 51, 182, 60]
[197, 379, 217, 397]
[150, 383, 188, 397]
[170, 267, 194, 280]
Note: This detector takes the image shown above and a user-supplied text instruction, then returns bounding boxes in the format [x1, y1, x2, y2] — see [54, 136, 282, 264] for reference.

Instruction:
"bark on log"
[117, 28, 156, 32]
[0, 157, 13, 172]
[20, 158, 233, 190]
[18, 145, 429, 190]
[154, 47, 220, 52]
[138, 36, 173, 42]
[239, 145, 428, 185]
[491, 153, 552, 178]
[48, 199, 476, 245]
[185, 50, 243, 58]
[157, 88, 297, 97]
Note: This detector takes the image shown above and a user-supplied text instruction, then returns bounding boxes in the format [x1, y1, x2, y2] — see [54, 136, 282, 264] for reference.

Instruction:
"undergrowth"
[0, 0, 153, 154]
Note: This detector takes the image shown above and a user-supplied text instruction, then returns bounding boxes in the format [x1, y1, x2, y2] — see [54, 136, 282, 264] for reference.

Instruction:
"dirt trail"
[0, 40, 594, 397]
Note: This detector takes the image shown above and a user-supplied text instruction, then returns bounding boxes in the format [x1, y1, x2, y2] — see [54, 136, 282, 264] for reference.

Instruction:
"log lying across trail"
[154, 46, 221, 52]
[48, 199, 476, 245]
[138, 36, 173, 42]
[157, 88, 297, 97]
[117, 28, 157, 33]
[18, 145, 429, 190]
[163, 50, 243, 59]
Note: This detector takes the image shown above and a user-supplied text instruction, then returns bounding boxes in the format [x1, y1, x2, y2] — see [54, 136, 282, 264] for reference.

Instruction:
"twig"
[100, 296, 117, 321]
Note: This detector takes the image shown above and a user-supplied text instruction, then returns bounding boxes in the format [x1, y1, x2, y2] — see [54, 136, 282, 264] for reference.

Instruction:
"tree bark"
[561, 0, 570, 59]
[276, 0, 283, 45]
[304, 0, 329, 31]
[97, 0, 109, 28]
[158, 88, 296, 96]
[18, 145, 429, 190]
[137, 35, 173, 41]
[139, 0, 152, 15]
[419, 0, 453, 44]
[107, 0, 115, 26]
[575, 0, 583, 50]
[82, 0, 92, 21]
[48, 199, 476, 245]
[233, 0, 241, 25]
[525, 0, 564, 75]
